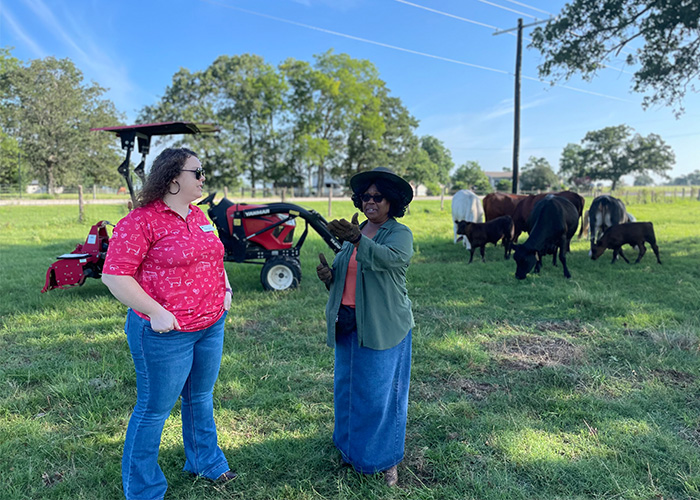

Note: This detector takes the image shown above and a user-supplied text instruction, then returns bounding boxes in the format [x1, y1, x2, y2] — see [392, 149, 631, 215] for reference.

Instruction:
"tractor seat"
[57, 253, 92, 259]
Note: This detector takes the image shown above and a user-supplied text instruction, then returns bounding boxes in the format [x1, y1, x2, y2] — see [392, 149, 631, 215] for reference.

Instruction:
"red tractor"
[42, 122, 342, 293]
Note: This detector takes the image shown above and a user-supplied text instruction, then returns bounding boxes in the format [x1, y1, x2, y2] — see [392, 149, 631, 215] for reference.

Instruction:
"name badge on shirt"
[200, 224, 215, 232]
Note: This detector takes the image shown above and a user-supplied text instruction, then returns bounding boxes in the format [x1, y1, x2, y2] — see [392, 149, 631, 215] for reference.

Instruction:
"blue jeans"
[122, 309, 229, 500]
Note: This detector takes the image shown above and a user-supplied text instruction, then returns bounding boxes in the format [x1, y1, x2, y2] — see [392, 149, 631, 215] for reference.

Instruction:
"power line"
[393, 0, 502, 31]
[201, 0, 630, 102]
[499, 0, 552, 16]
[399, 1, 634, 76]
[395, 0, 528, 40]
[474, 0, 538, 19]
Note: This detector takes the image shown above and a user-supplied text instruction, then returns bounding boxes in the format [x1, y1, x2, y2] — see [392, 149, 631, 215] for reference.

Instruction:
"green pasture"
[1, 199, 699, 500]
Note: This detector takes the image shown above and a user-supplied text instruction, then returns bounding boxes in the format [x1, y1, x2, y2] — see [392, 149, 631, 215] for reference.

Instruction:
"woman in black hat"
[317, 167, 414, 487]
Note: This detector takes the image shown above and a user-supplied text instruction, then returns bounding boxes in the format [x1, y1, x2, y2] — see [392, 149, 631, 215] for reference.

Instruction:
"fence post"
[78, 185, 84, 223]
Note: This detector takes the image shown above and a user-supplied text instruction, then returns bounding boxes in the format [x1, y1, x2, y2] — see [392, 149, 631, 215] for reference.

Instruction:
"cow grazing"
[587, 195, 632, 254]
[513, 196, 579, 280]
[590, 222, 661, 264]
[455, 215, 514, 263]
[451, 189, 484, 249]
[511, 191, 585, 243]
[482, 192, 527, 222]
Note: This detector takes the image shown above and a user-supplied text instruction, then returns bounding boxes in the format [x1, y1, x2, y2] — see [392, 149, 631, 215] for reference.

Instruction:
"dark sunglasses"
[360, 193, 384, 203]
[182, 167, 205, 180]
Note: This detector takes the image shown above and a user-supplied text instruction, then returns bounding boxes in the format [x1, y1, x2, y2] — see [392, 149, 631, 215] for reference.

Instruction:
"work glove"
[327, 213, 362, 244]
[317, 253, 333, 288]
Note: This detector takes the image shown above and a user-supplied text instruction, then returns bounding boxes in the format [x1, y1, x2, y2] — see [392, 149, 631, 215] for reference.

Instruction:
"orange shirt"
[341, 247, 358, 307]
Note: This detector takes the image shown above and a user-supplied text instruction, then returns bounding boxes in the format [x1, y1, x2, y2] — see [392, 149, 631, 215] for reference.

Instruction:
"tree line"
[0, 45, 683, 196]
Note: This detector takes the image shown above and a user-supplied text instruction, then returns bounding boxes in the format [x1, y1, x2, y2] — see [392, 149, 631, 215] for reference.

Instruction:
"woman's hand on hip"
[150, 309, 181, 333]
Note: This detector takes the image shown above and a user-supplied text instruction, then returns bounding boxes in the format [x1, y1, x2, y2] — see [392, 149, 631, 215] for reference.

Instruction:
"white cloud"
[0, 5, 46, 57]
[19, 0, 141, 119]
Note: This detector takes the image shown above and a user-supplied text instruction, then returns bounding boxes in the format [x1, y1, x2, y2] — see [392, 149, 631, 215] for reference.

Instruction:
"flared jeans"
[122, 309, 229, 500]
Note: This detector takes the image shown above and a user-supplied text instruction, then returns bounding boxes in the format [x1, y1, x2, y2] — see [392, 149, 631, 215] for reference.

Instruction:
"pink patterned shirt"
[103, 199, 226, 332]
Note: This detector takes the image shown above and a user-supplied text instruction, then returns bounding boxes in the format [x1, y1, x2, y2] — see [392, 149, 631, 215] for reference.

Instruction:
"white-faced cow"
[455, 215, 514, 263]
[513, 196, 579, 280]
[590, 222, 661, 264]
[451, 189, 484, 249]
[587, 195, 633, 254]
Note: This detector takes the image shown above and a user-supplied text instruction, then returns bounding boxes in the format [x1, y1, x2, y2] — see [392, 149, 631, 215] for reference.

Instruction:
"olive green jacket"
[325, 218, 414, 350]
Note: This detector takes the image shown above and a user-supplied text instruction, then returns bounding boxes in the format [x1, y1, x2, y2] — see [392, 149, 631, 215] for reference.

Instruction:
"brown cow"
[511, 191, 585, 243]
[455, 215, 514, 263]
[590, 222, 661, 264]
[482, 192, 527, 222]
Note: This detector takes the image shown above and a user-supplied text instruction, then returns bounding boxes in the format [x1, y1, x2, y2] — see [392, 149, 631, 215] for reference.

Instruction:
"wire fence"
[2, 184, 698, 203]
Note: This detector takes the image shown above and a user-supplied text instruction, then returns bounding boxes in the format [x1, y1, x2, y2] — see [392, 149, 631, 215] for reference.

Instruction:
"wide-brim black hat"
[350, 167, 413, 204]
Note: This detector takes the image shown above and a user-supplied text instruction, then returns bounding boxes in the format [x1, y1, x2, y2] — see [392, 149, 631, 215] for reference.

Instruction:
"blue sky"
[2, 0, 698, 183]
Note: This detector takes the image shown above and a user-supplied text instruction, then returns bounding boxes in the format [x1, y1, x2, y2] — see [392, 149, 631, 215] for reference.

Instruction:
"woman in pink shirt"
[102, 148, 236, 500]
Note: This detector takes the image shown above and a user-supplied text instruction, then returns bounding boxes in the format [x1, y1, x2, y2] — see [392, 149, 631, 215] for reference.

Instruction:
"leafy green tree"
[668, 169, 700, 186]
[403, 146, 437, 196]
[371, 94, 420, 176]
[139, 66, 242, 190]
[2, 56, 123, 193]
[520, 157, 560, 191]
[0, 48, 22, 186]
[633, 173, 654, 186]
[495, 179, 512, 192]
[559, 126, 674, 190]
[451, 161, 492, 193]
[531, 1, 700, 113]
[281, 50, 384, 194]
[343, 88, 385, 177]
[584, 125, 674, 189]
[0, 131, 21, 187]
[420, 135, 453, 192]
[140, 54, 285, 194]
[559, 143, 593, 189]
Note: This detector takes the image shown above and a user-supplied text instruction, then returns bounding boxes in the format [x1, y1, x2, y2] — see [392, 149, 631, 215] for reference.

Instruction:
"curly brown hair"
[137, 148, 197, 207]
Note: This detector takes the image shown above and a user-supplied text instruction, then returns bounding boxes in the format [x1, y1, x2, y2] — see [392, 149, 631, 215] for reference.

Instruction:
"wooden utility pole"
[512, 18, 523, 194]
[494, 17, 551, 195]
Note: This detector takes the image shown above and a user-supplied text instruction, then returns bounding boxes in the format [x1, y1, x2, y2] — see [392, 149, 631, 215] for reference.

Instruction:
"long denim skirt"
[333, 307, 412, 474]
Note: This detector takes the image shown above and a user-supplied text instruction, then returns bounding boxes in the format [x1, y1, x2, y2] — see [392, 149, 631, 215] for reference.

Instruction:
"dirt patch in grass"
[490, 335, 584, 369]
[679, 427, 700, 447]
[42, 471, 64, 487]
[651, 368, 696, 387]
[411, 377, 502, 402]
[448, 377, 502, 400]
[535, 320, 593, 337]
[401, 445, 439, 487]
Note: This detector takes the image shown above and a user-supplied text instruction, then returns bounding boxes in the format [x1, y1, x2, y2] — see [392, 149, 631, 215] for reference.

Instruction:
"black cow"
[455, 215, 514, 263]
[513, 196, 579, 280]
[587, 195, 633, 253]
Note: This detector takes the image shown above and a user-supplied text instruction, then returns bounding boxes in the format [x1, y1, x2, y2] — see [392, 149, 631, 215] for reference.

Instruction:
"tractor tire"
[261, 257, 302, 291]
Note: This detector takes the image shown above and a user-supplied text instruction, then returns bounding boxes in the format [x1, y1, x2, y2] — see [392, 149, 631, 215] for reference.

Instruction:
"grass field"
[1, 198, 699, 500]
